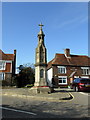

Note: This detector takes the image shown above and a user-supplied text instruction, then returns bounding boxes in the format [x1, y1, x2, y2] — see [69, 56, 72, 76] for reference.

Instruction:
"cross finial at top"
[38, 23, 44, 29]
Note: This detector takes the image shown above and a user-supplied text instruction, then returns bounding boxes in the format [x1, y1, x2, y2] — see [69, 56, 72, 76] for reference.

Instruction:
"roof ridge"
[71, 54, 89, 57]
[0, 49, 5, 54]
[6, 54, 14, 55]
[56, 53, 64, 55]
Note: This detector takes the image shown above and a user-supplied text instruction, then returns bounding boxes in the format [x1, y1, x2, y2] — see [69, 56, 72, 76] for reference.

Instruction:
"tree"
[15, 63, 35, 87]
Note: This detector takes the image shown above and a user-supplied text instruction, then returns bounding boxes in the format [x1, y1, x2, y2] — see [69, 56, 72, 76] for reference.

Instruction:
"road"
[1, 90, 90, 118]
[69, 91, 89, 105]
[1, 106, 37, 119]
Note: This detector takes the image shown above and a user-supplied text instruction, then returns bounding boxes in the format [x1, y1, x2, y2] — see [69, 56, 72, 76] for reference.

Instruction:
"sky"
[2, 2, 88, 68]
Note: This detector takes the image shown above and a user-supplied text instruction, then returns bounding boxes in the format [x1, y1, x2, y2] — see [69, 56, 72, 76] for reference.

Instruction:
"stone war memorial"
[30, 23, 52, 94]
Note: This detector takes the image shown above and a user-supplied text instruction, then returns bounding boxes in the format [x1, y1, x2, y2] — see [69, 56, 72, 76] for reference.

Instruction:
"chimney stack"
[13, 49, 16, 75]
[14, 49, 16, 55]
[64, 48, 70, 57]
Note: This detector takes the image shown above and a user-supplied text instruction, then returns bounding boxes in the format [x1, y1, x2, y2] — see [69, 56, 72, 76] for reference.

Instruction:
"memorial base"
[29, 86, 54, 94]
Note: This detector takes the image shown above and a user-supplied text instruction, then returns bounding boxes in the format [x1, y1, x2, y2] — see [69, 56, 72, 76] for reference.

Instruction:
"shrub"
[2, 80, 9, 86]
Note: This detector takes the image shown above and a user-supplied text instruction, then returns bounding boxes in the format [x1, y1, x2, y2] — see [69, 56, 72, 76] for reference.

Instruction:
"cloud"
[56, 15, 88, 29]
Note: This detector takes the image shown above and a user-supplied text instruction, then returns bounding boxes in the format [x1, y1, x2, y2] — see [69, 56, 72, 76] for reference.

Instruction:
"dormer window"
[81, 67, 90, 75]
[0, 61, 6, 70]
[58, 66, 66, 74]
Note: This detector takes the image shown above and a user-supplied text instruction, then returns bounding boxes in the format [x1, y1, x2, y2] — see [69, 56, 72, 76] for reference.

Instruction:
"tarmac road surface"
[1, 89, 90, 118]
[1, 106, 37, 119]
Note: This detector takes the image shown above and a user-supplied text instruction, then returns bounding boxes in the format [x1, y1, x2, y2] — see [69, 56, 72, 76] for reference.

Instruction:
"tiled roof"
[0, 49, 14, 61]
[47, 53, 90, 69]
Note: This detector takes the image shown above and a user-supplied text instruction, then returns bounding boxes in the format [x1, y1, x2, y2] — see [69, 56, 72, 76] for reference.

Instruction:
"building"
[47, 48, 90, 87]
[0, 49, 16, 85]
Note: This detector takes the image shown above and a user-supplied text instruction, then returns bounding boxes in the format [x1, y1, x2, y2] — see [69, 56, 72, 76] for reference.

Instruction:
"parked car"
[70, 78, 90, 92]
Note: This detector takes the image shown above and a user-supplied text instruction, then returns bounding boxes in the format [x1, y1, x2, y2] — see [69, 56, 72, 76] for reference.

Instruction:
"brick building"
[0, 49, 16, 85]
[47, 49, 90, 87]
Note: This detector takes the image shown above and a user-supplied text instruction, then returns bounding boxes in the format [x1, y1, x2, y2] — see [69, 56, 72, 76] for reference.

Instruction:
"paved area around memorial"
[1, 88, 74, 102]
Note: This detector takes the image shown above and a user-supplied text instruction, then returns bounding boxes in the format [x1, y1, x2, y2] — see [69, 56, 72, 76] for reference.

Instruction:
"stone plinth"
[29, 86, 53, 94]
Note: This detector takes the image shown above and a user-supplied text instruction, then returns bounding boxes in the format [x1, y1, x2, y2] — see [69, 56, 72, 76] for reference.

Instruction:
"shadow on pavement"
[1, 104, 89, 119]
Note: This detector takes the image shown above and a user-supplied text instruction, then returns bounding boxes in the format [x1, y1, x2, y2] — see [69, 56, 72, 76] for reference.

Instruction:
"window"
[0, 61, 6, 70]
[40, 47, 44, 63]
[58, 76, 67, 84]
[58, 66, 66, 74]
[40, 69, 44, 78]
[0, 73, 4, 80]
[81, 67, 90, 75]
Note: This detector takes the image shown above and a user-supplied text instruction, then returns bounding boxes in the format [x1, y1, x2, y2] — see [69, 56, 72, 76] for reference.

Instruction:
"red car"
[71, 78, 90, 92]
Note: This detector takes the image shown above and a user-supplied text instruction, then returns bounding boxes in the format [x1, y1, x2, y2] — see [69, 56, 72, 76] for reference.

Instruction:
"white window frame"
[58, 66, 66, 74]
[81, 67, 90, 75]
[0, 61, 6, 70]
[81, 76, 89, 78]
[74, 76, 79, 78]
[0, 60, 12, 73]
[58, 76, 67, 85]
[0, 73, 5, 80]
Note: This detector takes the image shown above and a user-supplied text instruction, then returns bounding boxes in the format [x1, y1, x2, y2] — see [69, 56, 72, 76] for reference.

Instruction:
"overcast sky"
[2, 2, 88, 67]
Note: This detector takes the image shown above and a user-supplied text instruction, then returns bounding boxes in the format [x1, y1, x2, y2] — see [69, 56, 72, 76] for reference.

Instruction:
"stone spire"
[34, 23, 47, 87]
[30, 23, 52, 94]
[37, 23, 45, 46]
